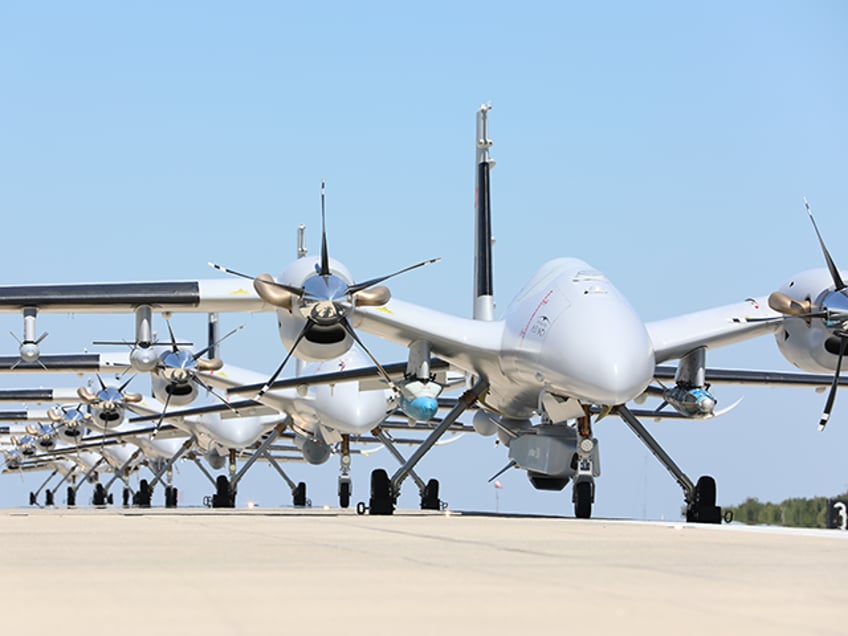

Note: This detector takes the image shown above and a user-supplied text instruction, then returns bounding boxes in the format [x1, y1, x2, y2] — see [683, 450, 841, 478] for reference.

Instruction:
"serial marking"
[519, 289, 555, 343]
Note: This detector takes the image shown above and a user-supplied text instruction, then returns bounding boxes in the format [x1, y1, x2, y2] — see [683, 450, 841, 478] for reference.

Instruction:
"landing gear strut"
[338, 435, 352, 509]
[617, 405, 722, 524]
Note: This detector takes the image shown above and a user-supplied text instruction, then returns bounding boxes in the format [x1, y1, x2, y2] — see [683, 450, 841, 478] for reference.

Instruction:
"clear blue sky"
[0, 1, 846, 519]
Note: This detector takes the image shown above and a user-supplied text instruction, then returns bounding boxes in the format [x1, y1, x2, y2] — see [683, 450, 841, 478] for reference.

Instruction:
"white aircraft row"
[1, 104, 847, 522]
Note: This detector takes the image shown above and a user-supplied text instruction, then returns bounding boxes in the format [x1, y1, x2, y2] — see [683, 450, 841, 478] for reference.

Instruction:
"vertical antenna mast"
[474, 103, 495, 321]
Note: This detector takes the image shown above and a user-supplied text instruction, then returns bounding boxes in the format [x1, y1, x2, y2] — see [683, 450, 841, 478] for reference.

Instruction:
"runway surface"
[0, 508, 845, 636]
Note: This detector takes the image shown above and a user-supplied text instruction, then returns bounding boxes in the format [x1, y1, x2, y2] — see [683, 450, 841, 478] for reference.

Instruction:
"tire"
[695, 476, 716, 507]
[93, 484, 106, 507]
[339, 480, 351, 509]
[67, 487, 76, 507]
[138, 479, 151, 508]
[293, 482, 307, 507]
[574, 481, 592, 519]
[122, 488, 131, 507]
[45, 490, 54, 507]
[165, 486, 178, 508]
[213, 475, 233, 508]
[688, 475, 721, 524]
[420, 478, 440, 510]
[369, 469, 394, 515]
[29, 492, 36, 506]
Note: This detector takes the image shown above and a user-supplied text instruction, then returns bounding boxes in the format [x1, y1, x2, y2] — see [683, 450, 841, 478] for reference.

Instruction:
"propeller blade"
[192, 376, 240, 416]
[8, 331, 20, 345]
[818, 336, 847, 431]
[804, 197, 845, 292]
[165, 320, 179, 353]
[319, 179, 330, 277]
[96, 374, 107, 391]
[346, 257, 441, 295]
[192, 325, 244, 361]
[34, 332, 48, 345]
[151, 392, 173, 440]
[255, 319, 314, 400]
[208, 262, 304, 296]
[338, 318, 398, 392]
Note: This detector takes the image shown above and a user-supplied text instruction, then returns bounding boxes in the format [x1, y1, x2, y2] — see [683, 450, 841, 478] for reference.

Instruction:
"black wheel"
[138, 479, 151, 508]
[93, 483, 107, 507]
[339, 480, 351, 509]
[369, 469, 394, 516]
[420, 478, 441, 510]
[687, 475, 721, 524]
[293, 481, 307, 507]
[213, 475, 234, 508]
[107, 493, 114, 506]
[695, 475, 716, 507]
[45, 490, 54, 507]
[122, 488, 131, 507]
[67, 487, 76, 507]
[165, 486, 178, 508]
[29, 492, 36, 506]
[574, 481, 592, 519]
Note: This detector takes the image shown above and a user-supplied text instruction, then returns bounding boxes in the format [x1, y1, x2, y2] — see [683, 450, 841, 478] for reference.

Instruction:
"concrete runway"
[0, 508, 845, 636]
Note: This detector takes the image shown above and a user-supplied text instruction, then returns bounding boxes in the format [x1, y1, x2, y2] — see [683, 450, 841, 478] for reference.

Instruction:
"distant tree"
[725, 491, 848, 528]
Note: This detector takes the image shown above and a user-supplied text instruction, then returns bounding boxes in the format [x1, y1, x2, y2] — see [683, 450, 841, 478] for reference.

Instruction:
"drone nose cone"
[591, 354, 654, 405]
[546, 295, 655, 405]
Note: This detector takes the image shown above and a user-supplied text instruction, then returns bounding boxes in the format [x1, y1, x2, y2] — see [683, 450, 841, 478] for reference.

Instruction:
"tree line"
[724, 491, 848, 528]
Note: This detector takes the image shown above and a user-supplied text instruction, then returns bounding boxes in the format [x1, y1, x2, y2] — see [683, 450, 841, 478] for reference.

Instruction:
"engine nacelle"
[151, 373, 198, 408]
[17, 435, 37, 457]
[4, 450, 21, 470]
[274, 256, 355, 362]
[773, 269, 847, 373]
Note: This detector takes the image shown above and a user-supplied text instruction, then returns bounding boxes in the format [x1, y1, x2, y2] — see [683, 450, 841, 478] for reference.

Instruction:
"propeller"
[150, 319, 243, 437]
[47, 404, 92, 441]
[210, 180, 439, 399]
[767, 198, 848, 430]
[77, 375, 143, 428]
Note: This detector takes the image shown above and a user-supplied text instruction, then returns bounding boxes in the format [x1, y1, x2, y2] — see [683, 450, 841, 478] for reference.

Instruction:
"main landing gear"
[360, 380, 488, 516]
[617, 405, 722, 524]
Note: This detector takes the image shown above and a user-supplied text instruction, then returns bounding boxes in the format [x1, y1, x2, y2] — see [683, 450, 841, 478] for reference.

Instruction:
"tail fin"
[473, 103, 495, 321]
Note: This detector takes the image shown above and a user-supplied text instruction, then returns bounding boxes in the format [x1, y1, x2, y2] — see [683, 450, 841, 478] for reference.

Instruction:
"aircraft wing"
[0, 280, 271, 314]
[654, 366, 848, 389]
[354, 299, 504, 372]
[228, 358, 451, 395]
[646, 297, 782, 363]
[129, 400, 276, 423]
